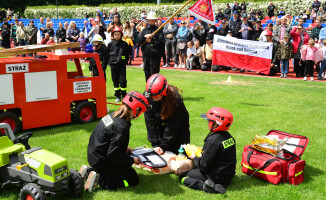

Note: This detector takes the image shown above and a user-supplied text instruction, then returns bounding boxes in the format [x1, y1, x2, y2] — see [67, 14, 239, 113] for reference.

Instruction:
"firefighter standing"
[89, 34, 108, 81]
[180, 107, 236, 194]
[138, 11, 165, 81]
[80, 91, 149, 193]
[107, 27, 129, 102]
[144, 73, 190, 154]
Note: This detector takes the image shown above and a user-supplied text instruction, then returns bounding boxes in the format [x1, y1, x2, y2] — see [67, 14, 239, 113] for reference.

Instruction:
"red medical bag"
[241, 130, 309, 185]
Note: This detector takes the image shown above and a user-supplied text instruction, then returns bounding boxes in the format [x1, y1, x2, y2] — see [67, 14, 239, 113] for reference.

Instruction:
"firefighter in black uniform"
[228, 10, 242, 39]
[144, 73, 190, 155]
[89, 34, 108, 81]
[138, 11, 165, 81]
[80, 91, 149, 193]
[180, 107, 236, 194]
[107, 27, 129, 102]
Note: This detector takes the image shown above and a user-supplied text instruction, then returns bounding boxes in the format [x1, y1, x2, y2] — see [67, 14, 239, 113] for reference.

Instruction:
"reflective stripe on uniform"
[181, 177, 187, 184]
[114, 87, 121, 90]
[121, 88, 127, 91]
[242, 163, 277, 175]
[123, 180, 129, 187]
[295, 170, 303, 177]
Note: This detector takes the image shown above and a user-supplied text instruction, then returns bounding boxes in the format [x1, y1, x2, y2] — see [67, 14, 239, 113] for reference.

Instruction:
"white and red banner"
[188, 0, 215, 25]
[212, 35, 274, 75]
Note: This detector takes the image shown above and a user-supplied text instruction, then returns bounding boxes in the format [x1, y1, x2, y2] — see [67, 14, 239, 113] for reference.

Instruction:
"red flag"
[188, 0, 215, 25]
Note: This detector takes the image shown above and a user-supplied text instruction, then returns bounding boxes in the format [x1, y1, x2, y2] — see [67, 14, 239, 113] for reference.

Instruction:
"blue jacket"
[176, 27, 188, 41]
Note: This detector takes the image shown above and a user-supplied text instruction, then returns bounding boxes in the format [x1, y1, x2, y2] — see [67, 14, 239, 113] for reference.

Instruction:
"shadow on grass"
[228, 174, 270, 191]
[302, 164, 325, 183]
[183, 97, 205, 102]
[241, 102, 271, 107]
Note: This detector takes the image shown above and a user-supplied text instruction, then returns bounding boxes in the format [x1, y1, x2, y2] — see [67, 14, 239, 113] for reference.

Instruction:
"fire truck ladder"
[0, 42, 80, 57]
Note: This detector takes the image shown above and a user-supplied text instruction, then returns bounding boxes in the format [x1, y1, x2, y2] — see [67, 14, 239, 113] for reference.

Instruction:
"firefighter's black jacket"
[138, 25, 165, 58]
[87, 113, 134, 171]
[89, 44, 108, 72]
[194, 131, 236, 182]
[228, 18, 242, 39]
[107, 39, 129, 65]
[144, 92, 190, 154]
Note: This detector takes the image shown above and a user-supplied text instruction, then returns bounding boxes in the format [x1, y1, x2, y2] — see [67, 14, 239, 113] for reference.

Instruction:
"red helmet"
[145, 73, 169, 98]
[122, 91, 149, 118]
[201, 107, 233, 132]
[112, 26, 123, 36]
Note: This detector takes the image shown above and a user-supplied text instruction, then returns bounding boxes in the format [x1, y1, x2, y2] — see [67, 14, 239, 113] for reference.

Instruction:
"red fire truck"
[0, 43, 107, 134]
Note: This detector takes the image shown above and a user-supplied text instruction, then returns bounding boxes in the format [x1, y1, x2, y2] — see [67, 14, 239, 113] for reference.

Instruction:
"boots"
[121, 89, 127, 99]
[114, 89, 121, 102]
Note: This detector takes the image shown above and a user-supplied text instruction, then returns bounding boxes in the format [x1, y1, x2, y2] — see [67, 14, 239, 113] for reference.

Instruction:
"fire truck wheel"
[0, 112, 22, 135]
[74, 101, 96, 124]
[20, 183, 45, 200]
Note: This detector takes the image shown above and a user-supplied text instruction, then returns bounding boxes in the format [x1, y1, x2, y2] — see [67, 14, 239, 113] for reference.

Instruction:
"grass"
[1, 64, 326, 200]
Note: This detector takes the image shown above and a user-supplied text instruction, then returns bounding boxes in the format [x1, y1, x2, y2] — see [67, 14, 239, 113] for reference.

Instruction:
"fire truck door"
[0, 74, 15, 105]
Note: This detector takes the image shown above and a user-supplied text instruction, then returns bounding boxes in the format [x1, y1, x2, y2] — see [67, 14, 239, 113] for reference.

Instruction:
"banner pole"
[141, 0, 193, 46]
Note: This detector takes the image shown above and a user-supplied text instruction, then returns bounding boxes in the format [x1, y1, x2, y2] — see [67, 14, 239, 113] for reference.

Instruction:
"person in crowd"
[217, 20, 229, 36]
[141, 10, 147, 20]
[275, 34, 293, 78]
[193, 19, 208, 46]
[136, 19, 147, 33]
[157, 19, 167, 67]
[256, 9, 264, 20]
[207, 23, 217, 37]
[301, 39, 322, 81]
[81, 91, 148, 193]
[83, 19, 93, 40]
[224, 3, 232, 20]
[180, 107, 236, 194]
[56, 22, 66, 43]
[1, 23, 10, 49]
[307, 25, 314, 39]
[108, 15, 123, 38]
[112, 7, 121, 19]
[78, 32, 88, 51]
[47, 37, 55, 44]
[278, 8, 285, 16]
[216, 9, 225, 21]
[138, 11, 165, 81]
[186, 41, 196, 70]
[265, 31, 279, 76]
[267, 2, 277, 19]
[176, 20, 189, 69]
[131, 22, 140, 58]
[67, 21, 80, 42]
[318, 39, 326, 80]
[96, 15, 107, 41]
[297, 18, 306, 32]
[259, 23, 273, 42]
[102, 11, 107, 20]
[10, 19, 18, 47]
[273, 18, 281, 32]
[311, 9, 317, 21]
[26, 19, 38, 55]
[201, 35, 214, 71]
[249, 8, 256, 19]
[108, 11, 114, 21]
[302, 8, 310, 22]
[312, 0, 321, 12]
[122, 21, 134, 65]
[241, 1, 247, 12]
[274, 16, 292, 43]
[291, 25, 309, 77]
[185, 19, 194, 42]
[89, 34, 108, 81]
[228, 11, 242, 39]
[96, 9, 105, 23]
[144, 73, 190, 155]
[16, 22, 28, 56]
[43, 22, 54, 38]
[107, 27, 129, 102]
[88, 18, 100, 42]
[37, 17, 45, 39]
[317, 7, 324, 17]
[41, 33, 50, 45]
[239, 13, 255, 40]
[46, 17, 52, 28]
[250, 17, 257, 27]
[233, 2, 242, 14]
[252, 20, 263, 41]
[193, 40, 203, 69]
[319, 24, 326, 43]
[64, 21, 69, 38]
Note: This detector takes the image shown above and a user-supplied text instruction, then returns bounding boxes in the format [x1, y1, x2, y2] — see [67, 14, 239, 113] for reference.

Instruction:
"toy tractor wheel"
[73, 101, 96, 124]
[0, 112, 22, 135]
[20, 183, 45, 200]
[68, 169, 83, 198]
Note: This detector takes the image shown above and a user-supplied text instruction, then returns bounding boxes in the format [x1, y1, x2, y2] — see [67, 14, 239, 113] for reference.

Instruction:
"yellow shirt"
[203, 43, 213, 60]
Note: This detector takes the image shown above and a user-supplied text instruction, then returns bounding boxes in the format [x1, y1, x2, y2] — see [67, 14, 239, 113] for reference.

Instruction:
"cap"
[233, 10, 239, 15]
[221, 20, 227, 24]
[265, 30, 273, 37]
[228, 30, 232, 33]
[242, 13, 248, 18]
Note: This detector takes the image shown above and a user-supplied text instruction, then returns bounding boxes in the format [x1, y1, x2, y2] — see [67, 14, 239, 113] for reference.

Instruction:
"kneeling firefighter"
[80, 91, 149, 192]
[107, 27, 129, 102]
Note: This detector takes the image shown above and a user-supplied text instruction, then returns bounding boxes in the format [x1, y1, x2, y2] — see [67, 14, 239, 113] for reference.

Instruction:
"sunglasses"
[180, 23, 185, 24]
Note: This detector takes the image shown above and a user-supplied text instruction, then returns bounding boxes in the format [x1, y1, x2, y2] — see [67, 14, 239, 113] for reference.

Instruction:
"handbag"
[177, 42, 186, 50]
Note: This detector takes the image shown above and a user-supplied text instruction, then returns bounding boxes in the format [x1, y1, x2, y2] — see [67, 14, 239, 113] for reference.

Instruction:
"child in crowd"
[276, 34, 293, 78]
[78, 32, 88, 51]
[186, 41, 196, 70]
[301, 39, 322, 81]
[180, 107, 236, 194]
[306, 25, 314, 39]
[318, 39, 326, 80]
[46, 37, 55, 44]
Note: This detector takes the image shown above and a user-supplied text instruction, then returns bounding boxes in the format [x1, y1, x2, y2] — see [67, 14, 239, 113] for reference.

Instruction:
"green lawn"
[1, 65, 326, 200]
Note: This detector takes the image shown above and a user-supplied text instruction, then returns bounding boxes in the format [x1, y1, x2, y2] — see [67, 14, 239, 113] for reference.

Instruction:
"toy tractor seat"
[0, 136, 25, 167]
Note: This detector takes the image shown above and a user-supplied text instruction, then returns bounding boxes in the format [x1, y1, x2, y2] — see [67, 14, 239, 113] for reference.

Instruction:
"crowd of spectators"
[1, 1, 326, 80]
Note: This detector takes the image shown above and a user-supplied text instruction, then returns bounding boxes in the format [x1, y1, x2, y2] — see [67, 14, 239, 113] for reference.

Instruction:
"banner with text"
[212, 35, 274, 75]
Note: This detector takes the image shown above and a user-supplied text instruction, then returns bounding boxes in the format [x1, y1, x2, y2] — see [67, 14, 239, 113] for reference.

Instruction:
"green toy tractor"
[0, 123, 83, 200]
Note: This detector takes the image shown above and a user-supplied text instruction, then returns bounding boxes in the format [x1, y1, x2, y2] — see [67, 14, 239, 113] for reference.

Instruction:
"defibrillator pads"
[131, 147, 167, 168]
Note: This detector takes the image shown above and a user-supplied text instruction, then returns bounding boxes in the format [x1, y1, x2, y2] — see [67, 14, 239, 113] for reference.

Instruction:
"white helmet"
[92, 34, 104, 43]
[147, 11, 158, 20]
